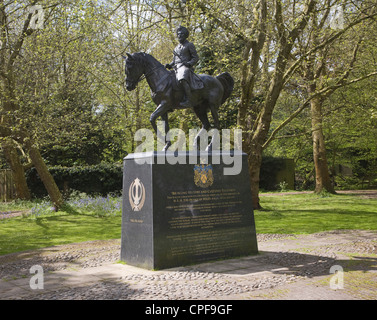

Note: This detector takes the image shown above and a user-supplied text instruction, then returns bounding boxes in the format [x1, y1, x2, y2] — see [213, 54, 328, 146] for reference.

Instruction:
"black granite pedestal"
[120, 151, 258, 270]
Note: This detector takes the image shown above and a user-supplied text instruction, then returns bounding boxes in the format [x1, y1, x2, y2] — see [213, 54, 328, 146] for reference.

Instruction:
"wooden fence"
[0, 170, 17, 202]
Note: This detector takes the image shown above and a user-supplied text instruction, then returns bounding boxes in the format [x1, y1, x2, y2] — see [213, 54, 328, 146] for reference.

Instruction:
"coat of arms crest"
[194, 164, 214, 188]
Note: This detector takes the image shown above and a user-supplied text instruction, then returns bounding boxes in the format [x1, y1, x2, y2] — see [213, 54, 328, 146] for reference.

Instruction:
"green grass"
[0, 196, 122, 255]
[0, 192, 376, 256]
[256, 192, 377, 234]
[0, 211, 122, 255]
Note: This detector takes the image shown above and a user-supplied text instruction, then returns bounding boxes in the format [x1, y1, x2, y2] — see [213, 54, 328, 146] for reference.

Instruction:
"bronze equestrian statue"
[123, 26, 234, 151]
[165, 26, 204, 109]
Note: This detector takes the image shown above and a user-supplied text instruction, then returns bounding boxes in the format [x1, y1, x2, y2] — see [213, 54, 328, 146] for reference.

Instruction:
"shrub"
[26, 163, 123, 198]
[260, 157, 295, 191]
[67, 194, 122, 217]
[30, 201, 57, 218]
[29, 194, 122, 218]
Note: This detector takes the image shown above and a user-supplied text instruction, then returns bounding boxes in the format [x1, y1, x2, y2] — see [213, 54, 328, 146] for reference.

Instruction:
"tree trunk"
[2, 140, 31, 200]
[310, 96, 336, 194]
[25, 139, 64, 209]
[248, 144, 263, 210]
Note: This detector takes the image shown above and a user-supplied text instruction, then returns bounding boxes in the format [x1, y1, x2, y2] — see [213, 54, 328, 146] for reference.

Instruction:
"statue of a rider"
[165, 26, 203, 108]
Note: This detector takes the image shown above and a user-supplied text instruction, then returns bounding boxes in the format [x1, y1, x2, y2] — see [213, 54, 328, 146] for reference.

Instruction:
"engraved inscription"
[166, 188, 241, 215]
[130, 219, 144, 223]
[169, 212, 242, 229]
[164, 187, 250, 258]
[166, 228, 248, 257]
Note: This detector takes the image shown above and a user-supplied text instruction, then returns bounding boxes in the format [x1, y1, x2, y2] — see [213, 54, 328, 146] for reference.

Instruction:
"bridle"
[128, 64, 164, 86]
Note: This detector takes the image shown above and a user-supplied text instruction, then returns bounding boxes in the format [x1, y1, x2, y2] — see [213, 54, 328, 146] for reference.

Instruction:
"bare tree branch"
[7, 0, 38, 67]
[283, 10, 377, 85]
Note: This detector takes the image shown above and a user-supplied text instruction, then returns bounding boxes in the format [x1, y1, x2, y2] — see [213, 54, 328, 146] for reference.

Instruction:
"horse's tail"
[216, 72, 234, 104]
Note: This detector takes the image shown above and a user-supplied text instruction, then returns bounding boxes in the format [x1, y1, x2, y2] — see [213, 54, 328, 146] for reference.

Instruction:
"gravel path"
[1, 230, 376, 300]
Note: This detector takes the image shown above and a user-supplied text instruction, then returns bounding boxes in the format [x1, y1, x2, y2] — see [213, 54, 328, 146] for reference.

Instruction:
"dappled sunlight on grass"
[0, 195, 122, 255]
[1, 192, 376, 255]
[0, 212, 122, 255]
[255, 193, 377, 234]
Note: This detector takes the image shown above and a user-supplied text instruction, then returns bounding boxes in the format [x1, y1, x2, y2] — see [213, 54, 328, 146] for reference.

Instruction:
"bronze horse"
[123, 52, 234, 151]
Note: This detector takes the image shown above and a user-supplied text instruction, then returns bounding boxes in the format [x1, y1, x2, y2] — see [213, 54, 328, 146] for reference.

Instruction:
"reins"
[136, 65, 163, 84]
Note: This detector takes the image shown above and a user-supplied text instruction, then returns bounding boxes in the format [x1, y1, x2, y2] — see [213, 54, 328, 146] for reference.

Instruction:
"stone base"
[120, 151, 258, 270]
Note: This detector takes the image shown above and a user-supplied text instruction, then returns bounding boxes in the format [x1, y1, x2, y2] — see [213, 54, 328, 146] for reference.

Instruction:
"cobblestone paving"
[1, 230, 376, 300]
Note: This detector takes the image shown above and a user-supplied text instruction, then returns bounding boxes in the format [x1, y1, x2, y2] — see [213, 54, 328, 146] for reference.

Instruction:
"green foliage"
[28, 193, 122, 219]
[260, 157, 285, 190]
[278, 181, 289, 192]
[30, 201, 57, 218]
[66, 193, 122, 218]
[260, 157, 295, 191]
[26, 164, 123, 198]
[1, 0, 377, 197]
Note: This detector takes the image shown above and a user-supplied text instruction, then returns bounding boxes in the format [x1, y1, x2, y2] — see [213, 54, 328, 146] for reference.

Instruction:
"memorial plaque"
[120, 151, 258, 270]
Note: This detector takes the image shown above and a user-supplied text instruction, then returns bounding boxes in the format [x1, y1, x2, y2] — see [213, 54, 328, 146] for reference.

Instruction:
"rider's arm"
[187, 42, 199, 67]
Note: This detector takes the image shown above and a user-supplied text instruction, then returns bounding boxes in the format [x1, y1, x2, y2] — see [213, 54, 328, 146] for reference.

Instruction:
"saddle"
[152, 71, 179, 95]
[154, 70, 203, 95]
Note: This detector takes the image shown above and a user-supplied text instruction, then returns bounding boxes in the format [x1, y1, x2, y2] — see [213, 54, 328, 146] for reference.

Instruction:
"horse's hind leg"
[206, 103, 221, 151]
[210, 104, 220, 131]
[193, 106, 210, 151]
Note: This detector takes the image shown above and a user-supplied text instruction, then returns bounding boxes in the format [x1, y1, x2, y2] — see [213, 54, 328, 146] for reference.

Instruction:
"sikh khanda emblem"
[129, 178, 146, 211]
[194, 164, 214, 188]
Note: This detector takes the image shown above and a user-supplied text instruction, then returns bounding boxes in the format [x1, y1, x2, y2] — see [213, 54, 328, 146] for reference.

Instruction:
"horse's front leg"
[161, 112, 171, 151]
[150, 102, 171, 151]
[150, 102, 167, 134]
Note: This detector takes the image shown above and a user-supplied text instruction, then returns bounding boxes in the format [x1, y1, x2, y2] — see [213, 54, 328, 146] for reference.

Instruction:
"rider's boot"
[180, 80, 194, 108]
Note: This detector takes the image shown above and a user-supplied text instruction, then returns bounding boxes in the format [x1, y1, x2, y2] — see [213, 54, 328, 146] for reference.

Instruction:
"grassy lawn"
[0, 196, 122, 255]
[256, 192, 377, 234]
[0, 192, 376, 256]
[0, 212, 122, 255]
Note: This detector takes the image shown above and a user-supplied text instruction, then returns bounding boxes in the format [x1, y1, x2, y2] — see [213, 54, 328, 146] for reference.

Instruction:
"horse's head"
[122, 53, 144, 91]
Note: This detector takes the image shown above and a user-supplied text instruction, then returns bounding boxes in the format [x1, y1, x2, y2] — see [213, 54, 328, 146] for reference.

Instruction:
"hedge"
[260, 157, 295, 191]
[26, 164, 123, 198]
[25, 157, 295, 198]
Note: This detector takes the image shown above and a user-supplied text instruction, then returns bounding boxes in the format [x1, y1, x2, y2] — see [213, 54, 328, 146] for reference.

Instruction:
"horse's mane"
[132, 52, 164, 69]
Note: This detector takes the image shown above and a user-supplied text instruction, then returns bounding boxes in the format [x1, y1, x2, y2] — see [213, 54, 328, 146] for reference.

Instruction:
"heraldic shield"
[194, 164, 214, 188]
